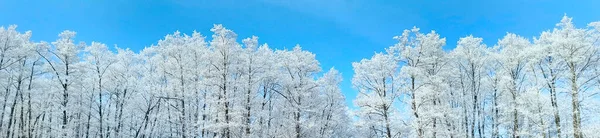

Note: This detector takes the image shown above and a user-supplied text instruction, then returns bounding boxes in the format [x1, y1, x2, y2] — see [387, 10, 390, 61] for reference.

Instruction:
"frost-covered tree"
[0, 25, 38, 138]
[317, 68, 352, 138]
[352, 53, 399, 138]
[206, 24, 243, 138]
[534, 15, 600, 138]
[272, 45, 321, 138]
[254, 44, 277, 138]
[106, 47, 140, 138]
[36, 30, 84, 137]
[388, 27, 449, 138]
[83, 42, 115, 138]
[450, 35, 488, 138]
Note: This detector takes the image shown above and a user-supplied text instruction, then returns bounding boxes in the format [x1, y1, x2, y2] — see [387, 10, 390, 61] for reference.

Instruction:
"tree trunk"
[411, 77, 423, 138]
[98, 70, 104, 138]
[493, 86, 499, 138]
[295, 107, 301, 138]
[549, 80, 562, 138]
[245, 62, 253, 136]
[61, 60, 70, 137]
[512, 92, 519, 138]
[384, 105, 392, 138]
[569, 63, 582, 138]
[0, 86, 11, 136]
[6, 78, 22, 138]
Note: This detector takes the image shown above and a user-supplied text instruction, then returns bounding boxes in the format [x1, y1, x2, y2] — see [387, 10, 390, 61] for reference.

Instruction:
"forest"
[0, 15, 599, 138]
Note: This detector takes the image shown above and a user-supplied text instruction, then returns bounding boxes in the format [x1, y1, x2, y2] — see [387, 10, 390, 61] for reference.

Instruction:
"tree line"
[0, 24, 351, 138]
[352, 15, 600, 138]
[1, 15, 599, 138]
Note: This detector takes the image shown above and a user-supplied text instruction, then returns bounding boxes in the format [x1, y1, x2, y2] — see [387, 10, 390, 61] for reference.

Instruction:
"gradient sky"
[2, 0, 599, 108]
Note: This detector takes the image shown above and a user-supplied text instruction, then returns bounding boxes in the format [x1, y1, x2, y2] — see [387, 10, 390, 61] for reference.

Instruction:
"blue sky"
[2, 0, 599, 108]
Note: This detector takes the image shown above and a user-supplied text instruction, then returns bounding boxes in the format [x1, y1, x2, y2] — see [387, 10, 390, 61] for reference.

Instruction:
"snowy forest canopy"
[0, 15, 599, 138]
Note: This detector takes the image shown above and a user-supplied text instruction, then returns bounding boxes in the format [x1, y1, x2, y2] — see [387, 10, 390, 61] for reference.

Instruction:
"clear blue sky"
[2, 0, 599, 108]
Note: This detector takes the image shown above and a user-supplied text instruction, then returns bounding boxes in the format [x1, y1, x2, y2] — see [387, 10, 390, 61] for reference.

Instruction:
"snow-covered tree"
[272, 45, 321, 138]
[352, 53, 400, 138]
[36, 30, 84, 137]
[389, 27, 450, 138]
[533, 15, 600, 138]
[317, 68, 352, 138]
[450, 35, 489, 138]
